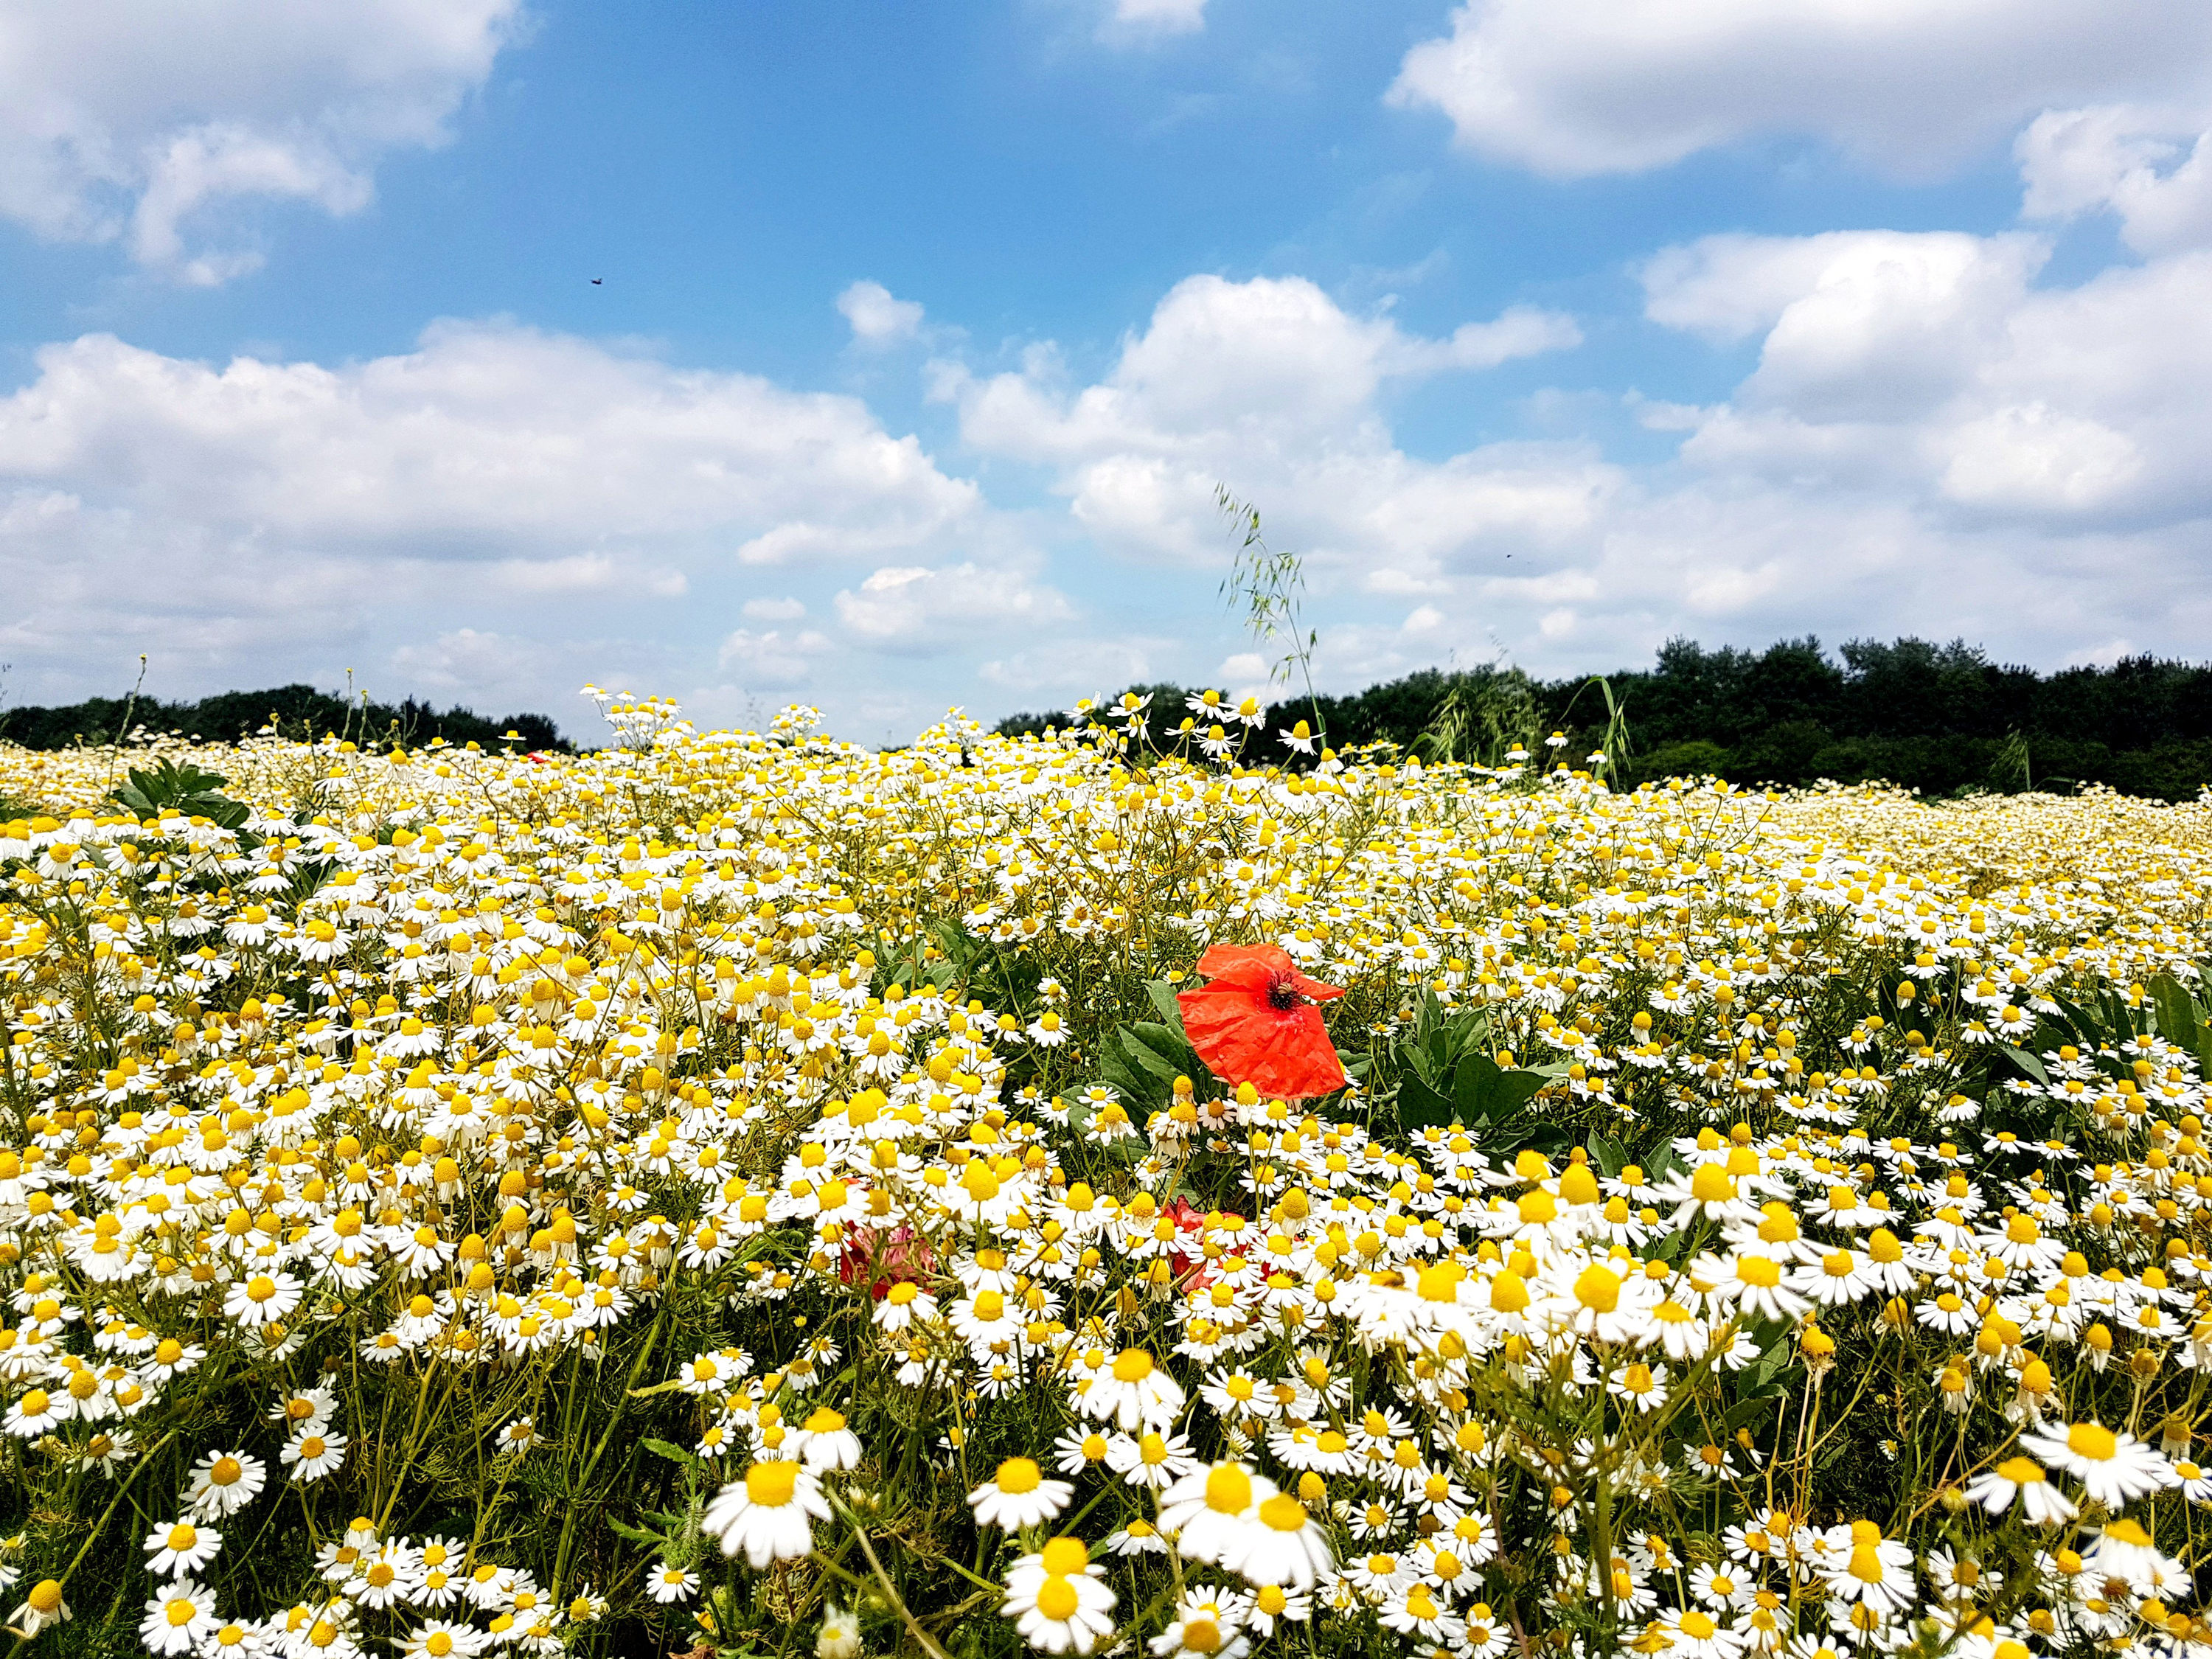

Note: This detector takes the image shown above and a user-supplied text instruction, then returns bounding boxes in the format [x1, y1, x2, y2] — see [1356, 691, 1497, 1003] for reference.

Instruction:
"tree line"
[993, 636, 2212, 801]
[0, 683, 569, 754]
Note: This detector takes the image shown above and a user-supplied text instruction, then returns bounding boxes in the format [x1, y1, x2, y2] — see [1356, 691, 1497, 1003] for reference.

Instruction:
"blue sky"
[4, 1, 2211, 743]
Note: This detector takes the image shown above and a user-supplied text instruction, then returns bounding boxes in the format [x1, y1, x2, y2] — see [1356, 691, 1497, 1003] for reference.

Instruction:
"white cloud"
[941, 274, 1597, 581]
[837, 280, 926, 346]
[0, 0, 521, 281]
[1388, 0, 2212, 179]
[1099, 0, 1207, 42]
[0, 321, 985, 711]
[1645, 229, 2212, 524]
[833, 563, 1075, 653]
[488, 552, 688, 598]
[980, 636, 1164, 696]
[742, 596, 807, 622]
[717, 627, 833, 691]
[2018, 105, 2212, 255]
[0, 322, 977, 561]
[387, 628, 546, 707]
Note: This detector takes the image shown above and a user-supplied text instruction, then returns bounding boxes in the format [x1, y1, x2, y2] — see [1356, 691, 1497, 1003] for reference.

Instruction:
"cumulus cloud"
[0, 0, 521, 282]
[387, 627, 547, 707]
[1388, 0, 2212, 179]
[0, 321, 984, 707]
[938, 226, 2212, 696]
[1644, 227, 2212, 524]
[833, 563, 1075, 653]
[980, 636, 1165, 695]
[717, 627, 833, 691]
[1099, 0, 1207, 41]
[837, 280, 926, 346]
[742, 597, 807, 622]
[939, 273, 1602, 582]
[0, 322, 977, 561]
[2018, 105, 2212, 255]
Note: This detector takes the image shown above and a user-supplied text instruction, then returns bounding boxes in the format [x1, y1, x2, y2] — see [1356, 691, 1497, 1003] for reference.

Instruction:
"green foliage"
[109, 757, 254, 832]
[991, 635, 2212, 798]
[0, 683, 569, 754]
[1382, 994, 1571, 1151]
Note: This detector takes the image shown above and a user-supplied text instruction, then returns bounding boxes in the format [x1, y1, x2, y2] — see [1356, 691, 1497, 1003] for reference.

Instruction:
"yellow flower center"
[1040, 1537, 1089, 1574]
[996, 1458, 1043, 1495]
[745, 1460, 800, 1506]
[1036, 1578, 1080, 1621]
[1573, 1265, 1622, 1312]
[1204, 1464, 1253, 1514]
[2068, 1423, 2118, 1462]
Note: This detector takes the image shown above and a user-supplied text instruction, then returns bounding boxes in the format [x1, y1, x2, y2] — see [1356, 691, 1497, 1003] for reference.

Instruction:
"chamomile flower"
[2020, 1421, 2179, 1507]
[702, 1460, 830, 1568]
[140, 1577, 220, 1657]
[1003, 1537, 1117, 1654]
[1964, 1457, 2077, 1526]
[971, 1458, 1075, 1528]
[144, 1520, 223, 1576]
[185, 1451, 268, 1518]
[1080, 1349, 1186, 1430]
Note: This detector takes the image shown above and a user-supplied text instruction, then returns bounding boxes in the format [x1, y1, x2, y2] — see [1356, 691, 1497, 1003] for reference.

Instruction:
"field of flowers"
[1, 693, 2211, 1659]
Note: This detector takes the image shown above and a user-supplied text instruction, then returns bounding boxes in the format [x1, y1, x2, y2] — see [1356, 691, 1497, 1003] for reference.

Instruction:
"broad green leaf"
[1145, 980, 1188, 1035]
[1397, 1074, 1455, 1131]
[1120, 1026, 1183, 1079]
[639, 1438, 697, 1465]
[2150, 973, 2204, 1049]
[2002, 1046, 2049, 1085]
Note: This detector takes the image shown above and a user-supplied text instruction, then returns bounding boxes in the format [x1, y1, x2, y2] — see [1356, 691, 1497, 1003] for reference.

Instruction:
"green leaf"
[606, 1516, 671, 1547]
[1397, 1074, 1455, 1132]
[1145, 980, 1188, 1035]
[2001, 1046, 2050, 1086]
[1120, 1027, 1183, 1080]
[640, 1437, 697, 1465]
[1453, 1053, 1551, 1125]
[1587, 1133, 1628, 1179]
[2150, 973, 2205, 1050]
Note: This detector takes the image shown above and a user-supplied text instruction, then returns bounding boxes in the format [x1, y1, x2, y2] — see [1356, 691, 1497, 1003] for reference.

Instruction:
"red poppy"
[1163, 1199, 1246, 1287]
[837, 1222, 935, 1301]
[1175, 942, 1346, 1101]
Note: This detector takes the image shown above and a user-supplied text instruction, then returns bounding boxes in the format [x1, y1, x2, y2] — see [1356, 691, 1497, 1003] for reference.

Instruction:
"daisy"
[1002, 1537, 1117, 1654]
[970, 1458, 1075, 1529]
[282, 1432, 349, 1482]
[1151, 1590, 1252, 1659]
[1222, 1489, 1334, 1588]
[1660, 1605, 1744, 1659]
[140, 1577, 220, 1657]
[817, 1602, 861, 1659]
[644, 1564, 698, 1603]
[3, 1388, 63, 1437]
[1821, 1521, 1915, 1616]
[701, 1460, 830, 1568]
[2021, 1421, 2178, 1507]
[793, 1407, 863, 1472]
[9, 1579, 69, 1636]
[397, 1621, 487, 1658]
[144, 1520, 223, 1576]
[185, 1450, 268, 1518]
[1105, 1430, 1201, 1493]
[1964, 1457, 2076, 1526]
[222, 1271, 304, 1329]
[1157, 1461, 1276, 1570]
[1079, 1349, 1186, 1430]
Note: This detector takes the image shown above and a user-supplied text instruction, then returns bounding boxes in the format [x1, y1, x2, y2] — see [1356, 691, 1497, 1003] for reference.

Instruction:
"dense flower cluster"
[1, 700, 2210, 1658]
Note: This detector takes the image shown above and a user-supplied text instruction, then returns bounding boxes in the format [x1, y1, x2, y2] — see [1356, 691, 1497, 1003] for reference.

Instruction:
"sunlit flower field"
[2, 693, 2210, 1659]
